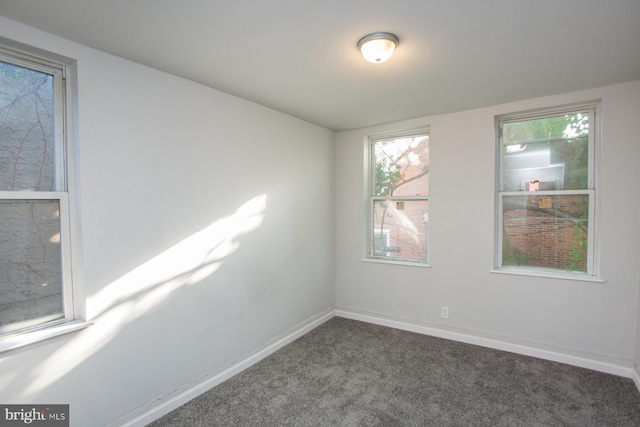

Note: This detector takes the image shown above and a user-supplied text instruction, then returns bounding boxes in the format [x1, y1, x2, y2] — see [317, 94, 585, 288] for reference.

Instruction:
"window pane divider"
[371, 195, 429, 200]
[500, 189, 593, 197]
[503, 135, 588, 146]
[0, 191, 66, 200]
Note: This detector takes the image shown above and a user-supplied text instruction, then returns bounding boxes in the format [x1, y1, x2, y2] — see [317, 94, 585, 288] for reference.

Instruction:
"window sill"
[362, 258, 431, 268]
[0, 320, 92, 354]
[490, 268, 605, 283]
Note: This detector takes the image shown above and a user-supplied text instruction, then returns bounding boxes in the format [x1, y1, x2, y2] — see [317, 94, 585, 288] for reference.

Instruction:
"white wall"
[636, 259, 640, 386]
[2, 12, 639, 426]
[336, 81, 640, 368]
[0, 17, 335, 426]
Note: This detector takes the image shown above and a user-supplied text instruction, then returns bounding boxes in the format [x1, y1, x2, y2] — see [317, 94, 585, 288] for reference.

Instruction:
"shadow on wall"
[16, 194, 267, 398]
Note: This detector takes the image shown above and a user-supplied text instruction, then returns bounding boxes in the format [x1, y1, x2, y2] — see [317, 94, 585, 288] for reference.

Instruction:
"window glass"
[373, 199, 428, 261]
[502, 111, 589, 191]
[502, 112, 589, 144]
[0, 200, 64, 334]
[0, 60, 56, 191]
[374, 136, 429, 197]
[370, 133, 429, 264]
[497, 107, 595, 276]
[502, 194, 589, 272]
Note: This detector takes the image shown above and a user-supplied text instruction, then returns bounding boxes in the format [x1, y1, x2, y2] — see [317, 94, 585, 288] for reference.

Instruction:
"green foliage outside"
[375, 160, 402, 196]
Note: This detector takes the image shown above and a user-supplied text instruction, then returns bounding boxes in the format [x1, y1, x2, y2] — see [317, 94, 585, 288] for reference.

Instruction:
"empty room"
[0, 1, 639, 426]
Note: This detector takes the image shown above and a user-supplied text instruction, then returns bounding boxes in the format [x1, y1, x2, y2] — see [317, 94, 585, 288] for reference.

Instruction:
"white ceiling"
[0, 0, 639, 131]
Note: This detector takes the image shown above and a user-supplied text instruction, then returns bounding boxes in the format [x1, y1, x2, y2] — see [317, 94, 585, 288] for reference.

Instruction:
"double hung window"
[0, 46, 77, 339]
[368, 130, 430, 264]
[496, 105, 596, 276]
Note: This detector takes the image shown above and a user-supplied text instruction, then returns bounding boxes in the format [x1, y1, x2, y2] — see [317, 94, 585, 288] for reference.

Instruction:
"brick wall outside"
[374, 200, 428, 261]
[503, 194, 588, 271]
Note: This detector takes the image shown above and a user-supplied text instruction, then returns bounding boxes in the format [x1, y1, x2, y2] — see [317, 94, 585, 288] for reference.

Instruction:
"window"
[368, 130, 429, 264]
[496, 105, 596, 276]
[0, 45, 79, 341]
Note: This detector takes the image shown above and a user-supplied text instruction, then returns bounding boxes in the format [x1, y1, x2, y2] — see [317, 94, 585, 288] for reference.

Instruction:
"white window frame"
[494, 104, 599, 280]
[0, 41, 88, 353]
[366, 128, 430, 266]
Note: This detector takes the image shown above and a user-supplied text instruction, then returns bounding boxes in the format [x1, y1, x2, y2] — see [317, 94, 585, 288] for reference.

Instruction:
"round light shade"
[357, 32, 399, 63]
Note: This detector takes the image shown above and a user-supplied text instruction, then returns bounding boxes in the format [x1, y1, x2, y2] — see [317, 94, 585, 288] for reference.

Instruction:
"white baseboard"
[335, 309, 634, 379]
[114, 308, 335, 427]
[113, 307, 635, 426]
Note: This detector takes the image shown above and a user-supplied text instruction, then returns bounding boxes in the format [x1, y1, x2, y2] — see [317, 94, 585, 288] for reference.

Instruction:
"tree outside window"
[370, 132, 429, 264]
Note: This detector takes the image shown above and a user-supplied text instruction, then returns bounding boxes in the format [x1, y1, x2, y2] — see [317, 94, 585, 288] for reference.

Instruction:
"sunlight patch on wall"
[20, 194, 267, 397]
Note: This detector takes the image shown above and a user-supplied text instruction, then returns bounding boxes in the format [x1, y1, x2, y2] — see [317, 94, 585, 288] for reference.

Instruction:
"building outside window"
[496, 105, 597, 276]
[0, 45, 77, 339]
[368, 130, 429, 264]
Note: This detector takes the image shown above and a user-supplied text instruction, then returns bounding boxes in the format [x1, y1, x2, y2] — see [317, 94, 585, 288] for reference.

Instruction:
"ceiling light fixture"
[357, 32, 399, 63]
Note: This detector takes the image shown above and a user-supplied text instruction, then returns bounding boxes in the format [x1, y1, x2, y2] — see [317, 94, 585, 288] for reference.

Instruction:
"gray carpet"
[148, 317, 640, 426]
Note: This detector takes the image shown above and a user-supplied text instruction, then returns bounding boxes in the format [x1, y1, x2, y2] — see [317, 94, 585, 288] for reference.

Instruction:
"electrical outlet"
[441, 306, 449, 319]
